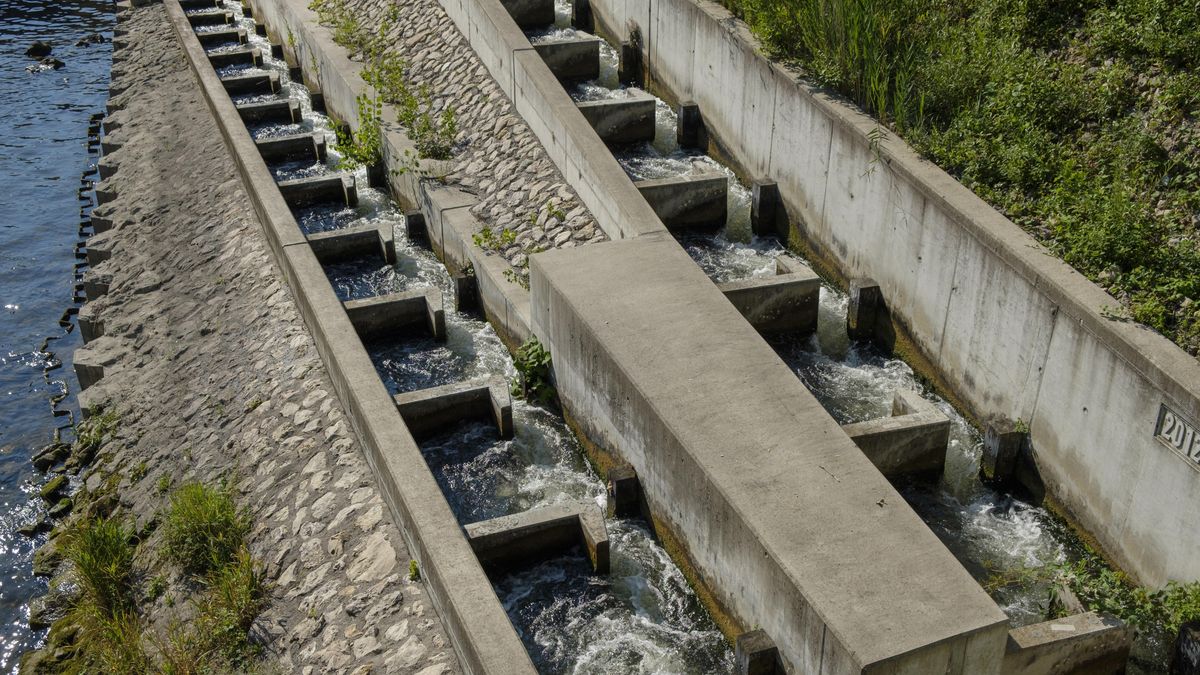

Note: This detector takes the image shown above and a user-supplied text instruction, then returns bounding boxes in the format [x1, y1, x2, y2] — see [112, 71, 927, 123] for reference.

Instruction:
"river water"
[0, 0, 112, 667]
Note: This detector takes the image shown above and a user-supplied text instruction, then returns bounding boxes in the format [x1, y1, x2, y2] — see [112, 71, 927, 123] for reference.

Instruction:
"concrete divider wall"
[164, 3, 536, 671]
[588, 0, 1200, 586]
[532, 236, 1010, 674]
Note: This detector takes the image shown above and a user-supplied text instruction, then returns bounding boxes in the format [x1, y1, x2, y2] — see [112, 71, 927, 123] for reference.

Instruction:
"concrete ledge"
[220, 70, 280, 96]
[392, 378, 513, 441]
[717, 256, 819, 334]
[255, 131, 327, 163]
[841, 389, 951, 477]
[276, 173, 357, 208]
[1002, 612, 1132, 675]
[83, 270, 112, 300]
[464, 501, 609, 574]
[576, 95, 656, 145]
[634, 172, 727, 230]
[343, 289, 446, 341]
[78, 303, 105, 344]
[307, 222, 394, 264]
[532, 36, 601, 82]
[498, 0, 553, 28]
[236, 98, 300, 123]
[186, 9, 233, 26]
[207, 46, 262, 68]
[73, 337, 124, 391]
[195, 27, 246, 46]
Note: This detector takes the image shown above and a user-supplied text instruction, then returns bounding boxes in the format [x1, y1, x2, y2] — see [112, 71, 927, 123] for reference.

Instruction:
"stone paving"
[71, 3, 460, 672]
[335, 0, 607, 281]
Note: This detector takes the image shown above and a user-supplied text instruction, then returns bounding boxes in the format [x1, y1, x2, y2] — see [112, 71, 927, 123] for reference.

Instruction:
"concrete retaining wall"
[585, 0, 1200, 585]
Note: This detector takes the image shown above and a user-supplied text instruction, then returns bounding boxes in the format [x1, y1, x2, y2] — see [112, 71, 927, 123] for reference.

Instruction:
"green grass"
[726, 0, 1200, 355]
[63, 518, 135, 616]
[163, 482, 251, 577]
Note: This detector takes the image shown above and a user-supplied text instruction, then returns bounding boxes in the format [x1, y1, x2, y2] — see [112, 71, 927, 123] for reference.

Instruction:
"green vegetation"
[1059, 548, 1200, 637]
[163, 482, 251, 577]
[408, 559, 421, 581]
[473, 226, 518, 252]
[46, 480, 268, 673]
[512, 337, 555, 405]
[725, 0, 1200, 354]
[334, 93, 383, 170]
[76, 408, 120, 454]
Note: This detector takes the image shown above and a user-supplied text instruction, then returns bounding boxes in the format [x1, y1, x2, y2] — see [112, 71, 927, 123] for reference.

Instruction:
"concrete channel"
[85, 0, 1144, 671]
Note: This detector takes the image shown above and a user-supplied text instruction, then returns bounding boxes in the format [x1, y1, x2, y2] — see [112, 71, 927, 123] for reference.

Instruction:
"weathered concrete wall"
[586, 0, 1200, 585]
[531, 236, 1009, 674]
[1001, 612, 1132, 675]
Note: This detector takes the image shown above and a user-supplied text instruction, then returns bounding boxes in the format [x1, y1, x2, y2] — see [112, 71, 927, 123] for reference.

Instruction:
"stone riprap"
[323, 0, 607, 279]
[62, 4, 459, 672]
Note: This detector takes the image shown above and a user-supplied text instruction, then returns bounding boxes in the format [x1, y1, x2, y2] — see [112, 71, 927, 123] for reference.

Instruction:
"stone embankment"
[25, 3, 460, 672]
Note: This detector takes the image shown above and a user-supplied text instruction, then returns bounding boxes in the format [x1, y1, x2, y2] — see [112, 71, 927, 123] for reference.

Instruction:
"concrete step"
[186, 10, 233, 27]
[499, 0, 554, 28]
[255, 131, 327, 163]
[717, 256, 820, 334]
[576, 95, 656, 146]
[633, 172, 727, 230]
[236, 99, 300, 124]
[343, 288, 445, 341]
[207, 46, 262, 69]
[276, 173, 357, 208]
[533, 36, 601, 83]
[392, 378, 512, 440]
[841, 390, 950, 477]
[220, 71, 279, 96]
[464, 502, 608, 574]
[195, 27, 246, 48]
[306, 222, 393, 264]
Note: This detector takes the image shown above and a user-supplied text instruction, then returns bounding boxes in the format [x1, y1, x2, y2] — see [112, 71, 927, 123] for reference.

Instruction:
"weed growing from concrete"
[512, 337, 555, 405]
[334, 93, 383, 170]
[408, 559, 420, 581]
[472, 226, 517, 252]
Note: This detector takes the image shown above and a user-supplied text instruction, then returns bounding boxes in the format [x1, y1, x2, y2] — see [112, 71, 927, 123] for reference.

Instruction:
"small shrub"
[63, 517, 135, 616]
[511, 337, 554, 405]
[408, 559, 420, 581]
[334, 93, 383, 170]
[163, 482, 251, 577]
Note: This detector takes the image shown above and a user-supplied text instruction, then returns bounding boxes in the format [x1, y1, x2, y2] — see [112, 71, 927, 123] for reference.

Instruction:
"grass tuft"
[163, 482, 251, 577]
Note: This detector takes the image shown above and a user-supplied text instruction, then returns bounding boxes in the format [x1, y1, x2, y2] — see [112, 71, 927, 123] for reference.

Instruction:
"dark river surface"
[0, 0, 112, 667]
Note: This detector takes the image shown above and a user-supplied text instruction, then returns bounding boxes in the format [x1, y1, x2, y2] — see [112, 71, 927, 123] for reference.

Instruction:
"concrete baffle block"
[236, 99, 300, 124]
[403, 210, 427, 242]
[186, 10, 233, 27]
[635, 173, 728, 230]
[751, 180, 780, 237]
[982, 418, 1026, 483]
[343, 288, 446, 341]
[276, 173, 357, 209]
[533, 37, 602, 83]
[571, 0, 592, 31]
[255, 131, 325, 163]
[736, 630, 784, 675]
[206, 46, 262, 69]
[454, 271, 479, 313]
[842, 390, 950, 477]
[846, 278, 883, 341]
[498, 0, 554, 28]
[677, 101, 702, 149]
[618, 39, 643, 86]
[576, 96, 656, 146]
[306, 223, 393, 264]
[606, 466, 639, 518]
[464, 502, 609, 574]
[1002, 612, 1131, 675]
[392, 378, 513, 440]
[1173, 621, 1200, 675]
[195, 27, 246, 48]
[717, 257, 820, 335]
[220, 71, 280, 96]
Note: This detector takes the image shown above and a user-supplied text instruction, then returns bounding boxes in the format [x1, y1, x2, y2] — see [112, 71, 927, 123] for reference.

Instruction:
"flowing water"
[217, 5, 735, 668]
[0, 0, 112, 666]
[529, 2, 1083, 632]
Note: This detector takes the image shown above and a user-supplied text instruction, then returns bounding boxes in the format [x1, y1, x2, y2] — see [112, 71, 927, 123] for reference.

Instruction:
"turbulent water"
[0, 0, 112, 666]
[533, 7, 1085, 632]
[222, 5, 735, 668]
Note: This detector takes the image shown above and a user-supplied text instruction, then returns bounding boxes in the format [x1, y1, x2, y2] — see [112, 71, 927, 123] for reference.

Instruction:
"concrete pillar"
[735, 630, 783, 675]
[981, 419, 1026, 483]
[606, 466, 639, 518]
[751, 180, 779, 237]
[454, 271, 478, 313]
[618, 40, 643, 87]
[1173, 620, 1200, 674]
[571, 0, 592, 31]
[676, 101, 702, 148]
[846, 278, 883, 341]
[404, 210, 426, 242]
